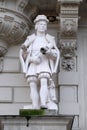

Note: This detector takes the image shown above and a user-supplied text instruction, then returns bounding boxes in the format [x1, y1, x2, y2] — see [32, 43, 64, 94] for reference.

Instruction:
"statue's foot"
[40, 105, 47, 109]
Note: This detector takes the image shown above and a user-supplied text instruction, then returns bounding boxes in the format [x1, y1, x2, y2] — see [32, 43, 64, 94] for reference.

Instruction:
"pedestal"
[28, 116, 74, 130]
[0, 114, 74, 130]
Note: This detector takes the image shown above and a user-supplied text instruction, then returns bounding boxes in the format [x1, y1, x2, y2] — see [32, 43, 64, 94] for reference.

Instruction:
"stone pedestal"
[28, 116, 74, 130]
[0, 115, 74, 130]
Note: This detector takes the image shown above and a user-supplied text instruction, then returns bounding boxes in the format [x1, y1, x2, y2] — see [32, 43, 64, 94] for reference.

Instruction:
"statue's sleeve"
[19, 49, 27, 74]
[23, 34, 35, 47]
[19, 36, 30, 73]
[23, 36, 30, 47]
[49, 37, 60, 74]
[53, 39, 60, 73]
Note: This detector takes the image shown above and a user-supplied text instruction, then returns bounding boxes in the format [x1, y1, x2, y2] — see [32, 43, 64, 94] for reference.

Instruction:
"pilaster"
[57, 0, 82, 129]
[58, 0, 82, 71]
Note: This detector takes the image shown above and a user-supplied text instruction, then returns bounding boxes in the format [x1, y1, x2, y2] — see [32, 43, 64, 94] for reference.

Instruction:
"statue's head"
[34, 15, 49, 32]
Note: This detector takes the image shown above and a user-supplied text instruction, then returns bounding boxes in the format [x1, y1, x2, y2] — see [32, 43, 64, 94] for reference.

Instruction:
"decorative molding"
[0, 0, 5, 6]
[17, 0, 29, 12]
[59, 3, 79, 38]
[60, 18, 78, 38]
[0, 8, 31, 46]
[0, 3, 38, 62]
[0, 8, 6, 12]
[4, 15, 14, 22]
[61, 57, 75, 71]
[59, 40, 77, 57]
[58, 0, 83, 4]
[57, 0, 82, 71]
[0, 57, 3, 72]
[0, 39, 8, 57]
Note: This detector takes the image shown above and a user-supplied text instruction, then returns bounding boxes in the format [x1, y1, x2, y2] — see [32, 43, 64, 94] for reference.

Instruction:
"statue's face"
[36, 21, 47, 32]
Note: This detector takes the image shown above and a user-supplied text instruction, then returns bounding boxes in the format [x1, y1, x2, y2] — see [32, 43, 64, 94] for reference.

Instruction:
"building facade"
[0, 0, 87, 130]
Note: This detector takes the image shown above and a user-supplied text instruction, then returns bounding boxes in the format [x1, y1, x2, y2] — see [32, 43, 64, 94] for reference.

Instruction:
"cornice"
[58, 0, 83, 4]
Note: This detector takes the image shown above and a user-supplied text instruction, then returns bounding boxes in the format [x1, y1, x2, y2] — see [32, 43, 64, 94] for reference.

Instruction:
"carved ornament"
[0, 57, 3, 72]
[0, 0, 5, 6]
[59, 40, 77, 57]
[0, 13, 29, 45]
[60, 18, 78, 38]
[57, 0, 82, 71]
[0, 5, 39, 56]
[58, 0, 83, 4]
[17, 0, 29, 12]
[62, 57, 75, 71]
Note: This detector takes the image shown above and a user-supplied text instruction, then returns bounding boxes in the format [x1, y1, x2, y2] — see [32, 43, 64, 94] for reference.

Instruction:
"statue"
[20, 15, 60, 109]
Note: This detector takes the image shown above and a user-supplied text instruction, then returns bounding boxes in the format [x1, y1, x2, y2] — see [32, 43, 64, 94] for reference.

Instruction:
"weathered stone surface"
[1, 116, 74, 130]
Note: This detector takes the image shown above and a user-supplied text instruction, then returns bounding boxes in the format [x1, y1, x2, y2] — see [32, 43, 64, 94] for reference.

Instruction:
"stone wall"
[0, 45, 30, 115]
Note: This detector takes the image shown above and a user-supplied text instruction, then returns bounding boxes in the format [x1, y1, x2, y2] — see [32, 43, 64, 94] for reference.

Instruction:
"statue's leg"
[40, 78, 48, 108]
[27, 76, 39, 109]
[39, 73, 50, 109]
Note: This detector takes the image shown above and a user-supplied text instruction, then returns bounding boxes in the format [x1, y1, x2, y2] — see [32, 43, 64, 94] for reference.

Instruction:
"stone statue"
[20, 15, 60, 109]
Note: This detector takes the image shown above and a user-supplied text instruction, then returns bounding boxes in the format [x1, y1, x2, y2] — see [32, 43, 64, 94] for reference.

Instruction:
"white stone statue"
[20, 15, 60, 109]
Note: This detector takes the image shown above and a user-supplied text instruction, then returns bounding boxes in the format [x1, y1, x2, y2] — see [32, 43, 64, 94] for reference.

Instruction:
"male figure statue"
[20, 15, 60, 109]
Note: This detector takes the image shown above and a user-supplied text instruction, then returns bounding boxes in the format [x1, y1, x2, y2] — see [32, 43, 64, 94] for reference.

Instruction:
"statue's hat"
[34, 15, 49, 23]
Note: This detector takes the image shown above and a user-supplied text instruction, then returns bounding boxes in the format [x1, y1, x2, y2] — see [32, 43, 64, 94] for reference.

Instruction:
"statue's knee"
[27, 76, 38, 84]
[38, 72, 51, 86]
[38, 72, 50, 80]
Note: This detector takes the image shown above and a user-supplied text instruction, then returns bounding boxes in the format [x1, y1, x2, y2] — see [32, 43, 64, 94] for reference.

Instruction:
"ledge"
[0, 114, 74, 130]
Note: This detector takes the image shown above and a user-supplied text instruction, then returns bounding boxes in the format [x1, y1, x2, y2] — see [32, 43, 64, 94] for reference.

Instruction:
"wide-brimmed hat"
[34, 15, 49, 23]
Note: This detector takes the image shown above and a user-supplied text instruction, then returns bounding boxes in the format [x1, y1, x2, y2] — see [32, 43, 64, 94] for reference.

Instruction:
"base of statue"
[19, 109, 58, 116]
[19, 109, 74, 130]
[1, 114, 74, 130]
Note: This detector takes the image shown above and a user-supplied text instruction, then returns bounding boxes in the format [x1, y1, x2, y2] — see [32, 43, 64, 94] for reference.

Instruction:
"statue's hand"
[29, 56, 41, 64]
[40, 47, 49, 54]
